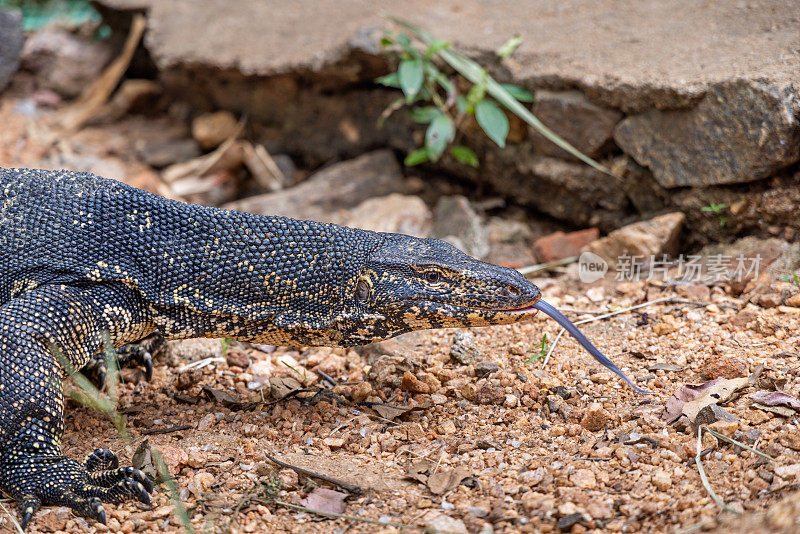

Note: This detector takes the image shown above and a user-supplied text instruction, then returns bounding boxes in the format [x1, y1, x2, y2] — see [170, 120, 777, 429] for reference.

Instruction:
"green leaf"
[408, 106, 440, 124]
[450, 146, 479, 167]
[433, 72, 454, 93]
[465, 80, 487, 112]
[376, 72, 401, 88]
[475, 100, 509, 148]
[500, 83, 534, 102]
[398, 59, 424, 101]
[425, 114, 455, 161]
[390, 17, 613, 176]
[456, 95, 468, 114]
[496, 35, 523, 59]
[425, 39, 451, 59]
[404, 148, 430, 166]
[380, 36, 394, 48]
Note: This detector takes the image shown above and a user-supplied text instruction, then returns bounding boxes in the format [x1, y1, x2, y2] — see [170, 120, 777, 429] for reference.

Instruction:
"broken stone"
[425, 514, 468, 534]
[339, 193, 431, 237]
[569, 468, 597, 489]
[224, 150, 404, 220]
[511, 154, 628, 228]
[192, 110, 240, 150]
[322, 436, 346, 449]
[534, 228, 599, 262]
[580, 402, 611, 432]
[531, 90, 622, 159]
[431, 195, 489, 259]
[701, 354, 748, 380]
[774, 464, 800, 480]
[0, 8, 23, 93]
[652, 470, 672, 491]
[401, 371, 430, 394]
[485, 242, 538, 270]
[21, 27, 113, 98]
[694, 404, 739, 427]
[557, 512, 587, 531]
[225, 348, 250, 369]
[586, 212, 685, 266]
[474, 361, 500, 378]
[449, 331, 480, 365]
[614, 80, 800, 187]
[487, 218, 533, 244]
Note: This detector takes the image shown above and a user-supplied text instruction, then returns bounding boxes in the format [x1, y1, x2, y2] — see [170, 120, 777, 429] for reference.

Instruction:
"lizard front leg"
[0, 283, 154, 528]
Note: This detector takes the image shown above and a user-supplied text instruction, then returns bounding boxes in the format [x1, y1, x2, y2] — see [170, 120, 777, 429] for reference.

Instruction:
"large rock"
[0, 8, 23, 92]
[586, 212, 685, 266]
[510, 154, 628, 228]
[431, 196, 489, 259]
[339, 193, 431, 237]
[222, 150, 405, 221]
[530, 90, 622, 159]
[534, 228, 599, 262]
[614, 81, 800, 187]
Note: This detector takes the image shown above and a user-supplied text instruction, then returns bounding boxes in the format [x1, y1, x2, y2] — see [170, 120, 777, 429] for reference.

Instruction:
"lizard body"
[0, 168, 641, 528]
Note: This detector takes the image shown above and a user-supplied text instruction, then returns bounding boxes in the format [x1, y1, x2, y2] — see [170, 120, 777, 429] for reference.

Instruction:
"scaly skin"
[0, 168, 637, 528]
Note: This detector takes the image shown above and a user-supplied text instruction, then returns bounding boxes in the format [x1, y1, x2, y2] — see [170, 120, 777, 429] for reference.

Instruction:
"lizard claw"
[2, 452, 154, 529]
[19, 496, 40, 530]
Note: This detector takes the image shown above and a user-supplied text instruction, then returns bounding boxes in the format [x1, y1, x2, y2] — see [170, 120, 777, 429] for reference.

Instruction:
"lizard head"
[338, 233, 541, 344]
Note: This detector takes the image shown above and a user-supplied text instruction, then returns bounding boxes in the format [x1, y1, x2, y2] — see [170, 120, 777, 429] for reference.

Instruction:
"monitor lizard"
[0, 167, 646, 528]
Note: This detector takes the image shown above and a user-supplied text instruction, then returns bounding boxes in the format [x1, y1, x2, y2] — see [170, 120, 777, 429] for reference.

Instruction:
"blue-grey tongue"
[532, 299, 652, 395]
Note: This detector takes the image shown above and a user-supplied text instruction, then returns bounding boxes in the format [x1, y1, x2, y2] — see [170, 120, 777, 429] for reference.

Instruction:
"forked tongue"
[532, 300, 652, 395]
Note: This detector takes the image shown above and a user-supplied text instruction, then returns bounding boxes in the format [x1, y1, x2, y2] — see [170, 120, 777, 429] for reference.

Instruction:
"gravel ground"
[1, 94, 799, 534]
[3, 276, 798, 533]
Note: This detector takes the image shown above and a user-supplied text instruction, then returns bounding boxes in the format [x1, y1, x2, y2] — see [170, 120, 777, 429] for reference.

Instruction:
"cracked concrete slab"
[97, 0, 800, 111]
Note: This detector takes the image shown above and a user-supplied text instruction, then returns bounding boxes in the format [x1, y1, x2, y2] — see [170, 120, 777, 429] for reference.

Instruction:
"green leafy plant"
[701, 202, 729, 227]
[525, 333, 548, 364]
[377, 18, 611, 175]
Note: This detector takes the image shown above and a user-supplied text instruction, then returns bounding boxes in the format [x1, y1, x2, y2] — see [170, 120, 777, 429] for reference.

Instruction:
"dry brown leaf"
[131, 439, 160, 482]
[201, 385, 245, 409]
[300, 487, 348, 515]
[752, 402, 796, 417]
[361, 402, 427, 421]
[405, 460, 432, 483]
[751, 390, 800, 411]
[404, 461, 470, 494]
[243, 142, 286, 191]
[162, 131, 246, 194]
[428, 466, 470, 495]
[269, 376, 304, 399]
[664, 377, 748, 422]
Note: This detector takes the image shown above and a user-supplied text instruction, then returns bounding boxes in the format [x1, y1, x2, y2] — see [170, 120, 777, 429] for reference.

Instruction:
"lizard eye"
[356, 279, 370, 301]
[425, 271, 441, 284]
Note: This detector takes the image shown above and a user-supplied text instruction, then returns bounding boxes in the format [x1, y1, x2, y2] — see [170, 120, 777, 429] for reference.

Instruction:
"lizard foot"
[83, 333, 165, 387]
[2, 449, 153, 529]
